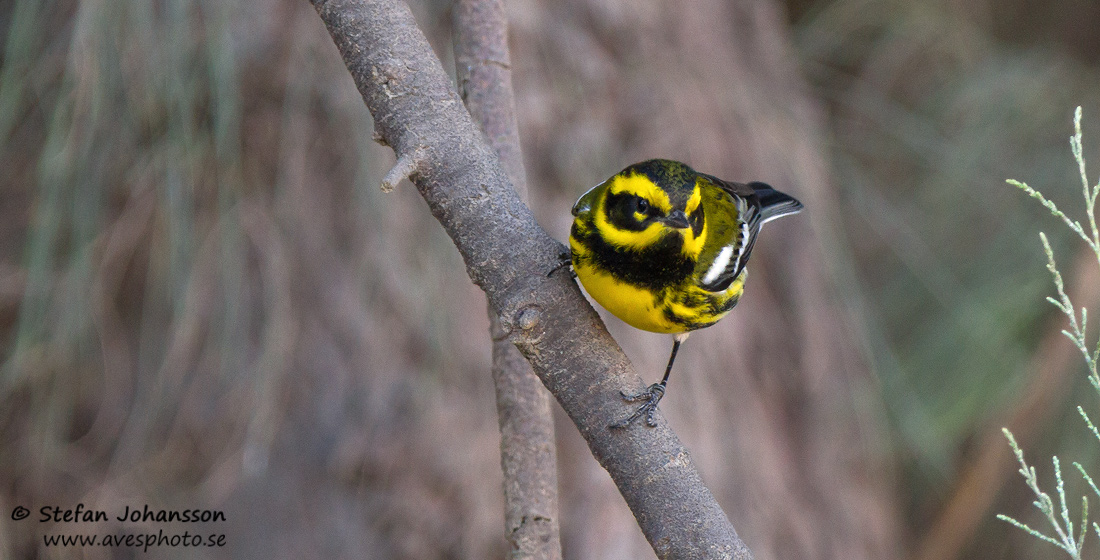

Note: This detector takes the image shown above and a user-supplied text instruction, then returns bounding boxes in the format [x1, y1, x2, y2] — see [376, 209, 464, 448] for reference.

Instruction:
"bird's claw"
[609, 383, 666, 428]
[547, 250, 575, 278]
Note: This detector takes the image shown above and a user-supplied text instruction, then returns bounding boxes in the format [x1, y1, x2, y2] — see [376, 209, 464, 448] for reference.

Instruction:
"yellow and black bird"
[567, 159, 802, 427]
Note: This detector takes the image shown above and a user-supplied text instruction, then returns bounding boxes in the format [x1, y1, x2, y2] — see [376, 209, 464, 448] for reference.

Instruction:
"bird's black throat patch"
[572, 223, 694, 290]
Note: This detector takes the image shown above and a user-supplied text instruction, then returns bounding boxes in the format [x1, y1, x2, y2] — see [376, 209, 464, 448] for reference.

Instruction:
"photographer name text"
[40, 504, 226, 523]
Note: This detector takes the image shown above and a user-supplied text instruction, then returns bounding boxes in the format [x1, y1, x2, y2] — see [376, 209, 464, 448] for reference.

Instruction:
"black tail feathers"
[748, 181, 803, 223]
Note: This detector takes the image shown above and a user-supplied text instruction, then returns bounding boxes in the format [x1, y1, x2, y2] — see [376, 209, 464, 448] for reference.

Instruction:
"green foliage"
[998, 429, 1090, 558]
[1002, 107, 1100, 558]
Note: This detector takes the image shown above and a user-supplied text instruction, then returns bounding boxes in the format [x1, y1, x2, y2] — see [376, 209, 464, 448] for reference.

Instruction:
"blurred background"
[2, 0, 1100, 558]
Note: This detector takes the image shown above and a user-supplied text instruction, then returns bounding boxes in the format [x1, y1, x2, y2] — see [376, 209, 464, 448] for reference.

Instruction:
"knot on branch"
[491, 268, 552, 342]
[516, 306, 542, 332]
[494, 286, 546, 350]
[498, 303, 543, 343]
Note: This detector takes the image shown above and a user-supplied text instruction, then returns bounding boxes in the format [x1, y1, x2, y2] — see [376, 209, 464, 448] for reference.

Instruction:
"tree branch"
[311, 0, 752, 557]
[452, 0, 562, 557]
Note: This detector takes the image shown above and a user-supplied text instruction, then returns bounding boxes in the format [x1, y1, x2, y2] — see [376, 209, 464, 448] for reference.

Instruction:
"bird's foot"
[547, 250, 575, 278]
[609, 383, 666, 428]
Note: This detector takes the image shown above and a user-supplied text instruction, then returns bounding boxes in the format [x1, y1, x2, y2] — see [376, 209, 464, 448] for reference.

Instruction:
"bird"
[565, 159, 802, 428]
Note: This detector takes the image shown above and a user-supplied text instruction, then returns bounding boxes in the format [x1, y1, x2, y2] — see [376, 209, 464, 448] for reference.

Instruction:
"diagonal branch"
[310, 0, 753, 557]
[452, 0, 562, 557]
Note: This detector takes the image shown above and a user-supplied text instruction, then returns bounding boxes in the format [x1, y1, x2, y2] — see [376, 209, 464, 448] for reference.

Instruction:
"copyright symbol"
[11, 506, 29, 521]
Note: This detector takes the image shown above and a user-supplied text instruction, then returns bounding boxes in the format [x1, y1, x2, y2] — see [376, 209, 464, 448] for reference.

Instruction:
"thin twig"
[380, 147, 421, 192]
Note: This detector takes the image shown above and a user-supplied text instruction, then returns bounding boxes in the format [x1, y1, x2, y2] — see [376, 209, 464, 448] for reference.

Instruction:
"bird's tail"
[749, 181, 803, 224]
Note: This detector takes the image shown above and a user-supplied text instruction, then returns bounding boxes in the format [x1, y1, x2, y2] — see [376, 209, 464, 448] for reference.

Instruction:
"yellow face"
[584, 172, 707, 259]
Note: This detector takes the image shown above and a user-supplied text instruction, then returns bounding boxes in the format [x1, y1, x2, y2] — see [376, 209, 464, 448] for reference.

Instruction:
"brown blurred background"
[3, 0, 1100, 558]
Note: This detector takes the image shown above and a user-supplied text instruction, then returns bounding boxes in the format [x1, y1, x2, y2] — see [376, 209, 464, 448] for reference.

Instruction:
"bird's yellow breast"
[573, 258, 680, 333]
[570, 236, 744, 333]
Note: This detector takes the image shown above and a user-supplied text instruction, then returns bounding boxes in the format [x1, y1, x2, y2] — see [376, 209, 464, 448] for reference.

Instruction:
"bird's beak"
[662, 210, 690, 229]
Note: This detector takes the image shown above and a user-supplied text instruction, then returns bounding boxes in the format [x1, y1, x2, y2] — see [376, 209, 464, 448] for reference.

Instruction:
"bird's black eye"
[636, 197, 649, 214]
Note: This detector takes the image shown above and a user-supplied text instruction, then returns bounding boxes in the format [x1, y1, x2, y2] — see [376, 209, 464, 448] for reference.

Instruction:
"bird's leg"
[610, 334, 686, 428]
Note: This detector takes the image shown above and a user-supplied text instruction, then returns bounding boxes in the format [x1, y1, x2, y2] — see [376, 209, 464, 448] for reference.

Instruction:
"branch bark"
[452, 1, 562, 558]
[311, 0, 752, 557]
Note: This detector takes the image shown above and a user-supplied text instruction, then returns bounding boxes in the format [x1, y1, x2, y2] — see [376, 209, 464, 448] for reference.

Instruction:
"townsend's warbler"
[567, 159, 802, 428]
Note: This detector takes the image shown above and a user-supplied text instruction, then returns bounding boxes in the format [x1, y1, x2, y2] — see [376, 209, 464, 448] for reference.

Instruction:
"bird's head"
[574, 159, 706, 256]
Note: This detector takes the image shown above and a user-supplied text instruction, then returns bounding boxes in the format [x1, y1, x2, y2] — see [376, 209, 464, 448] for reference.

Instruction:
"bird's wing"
[697, 175, 763, 292]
